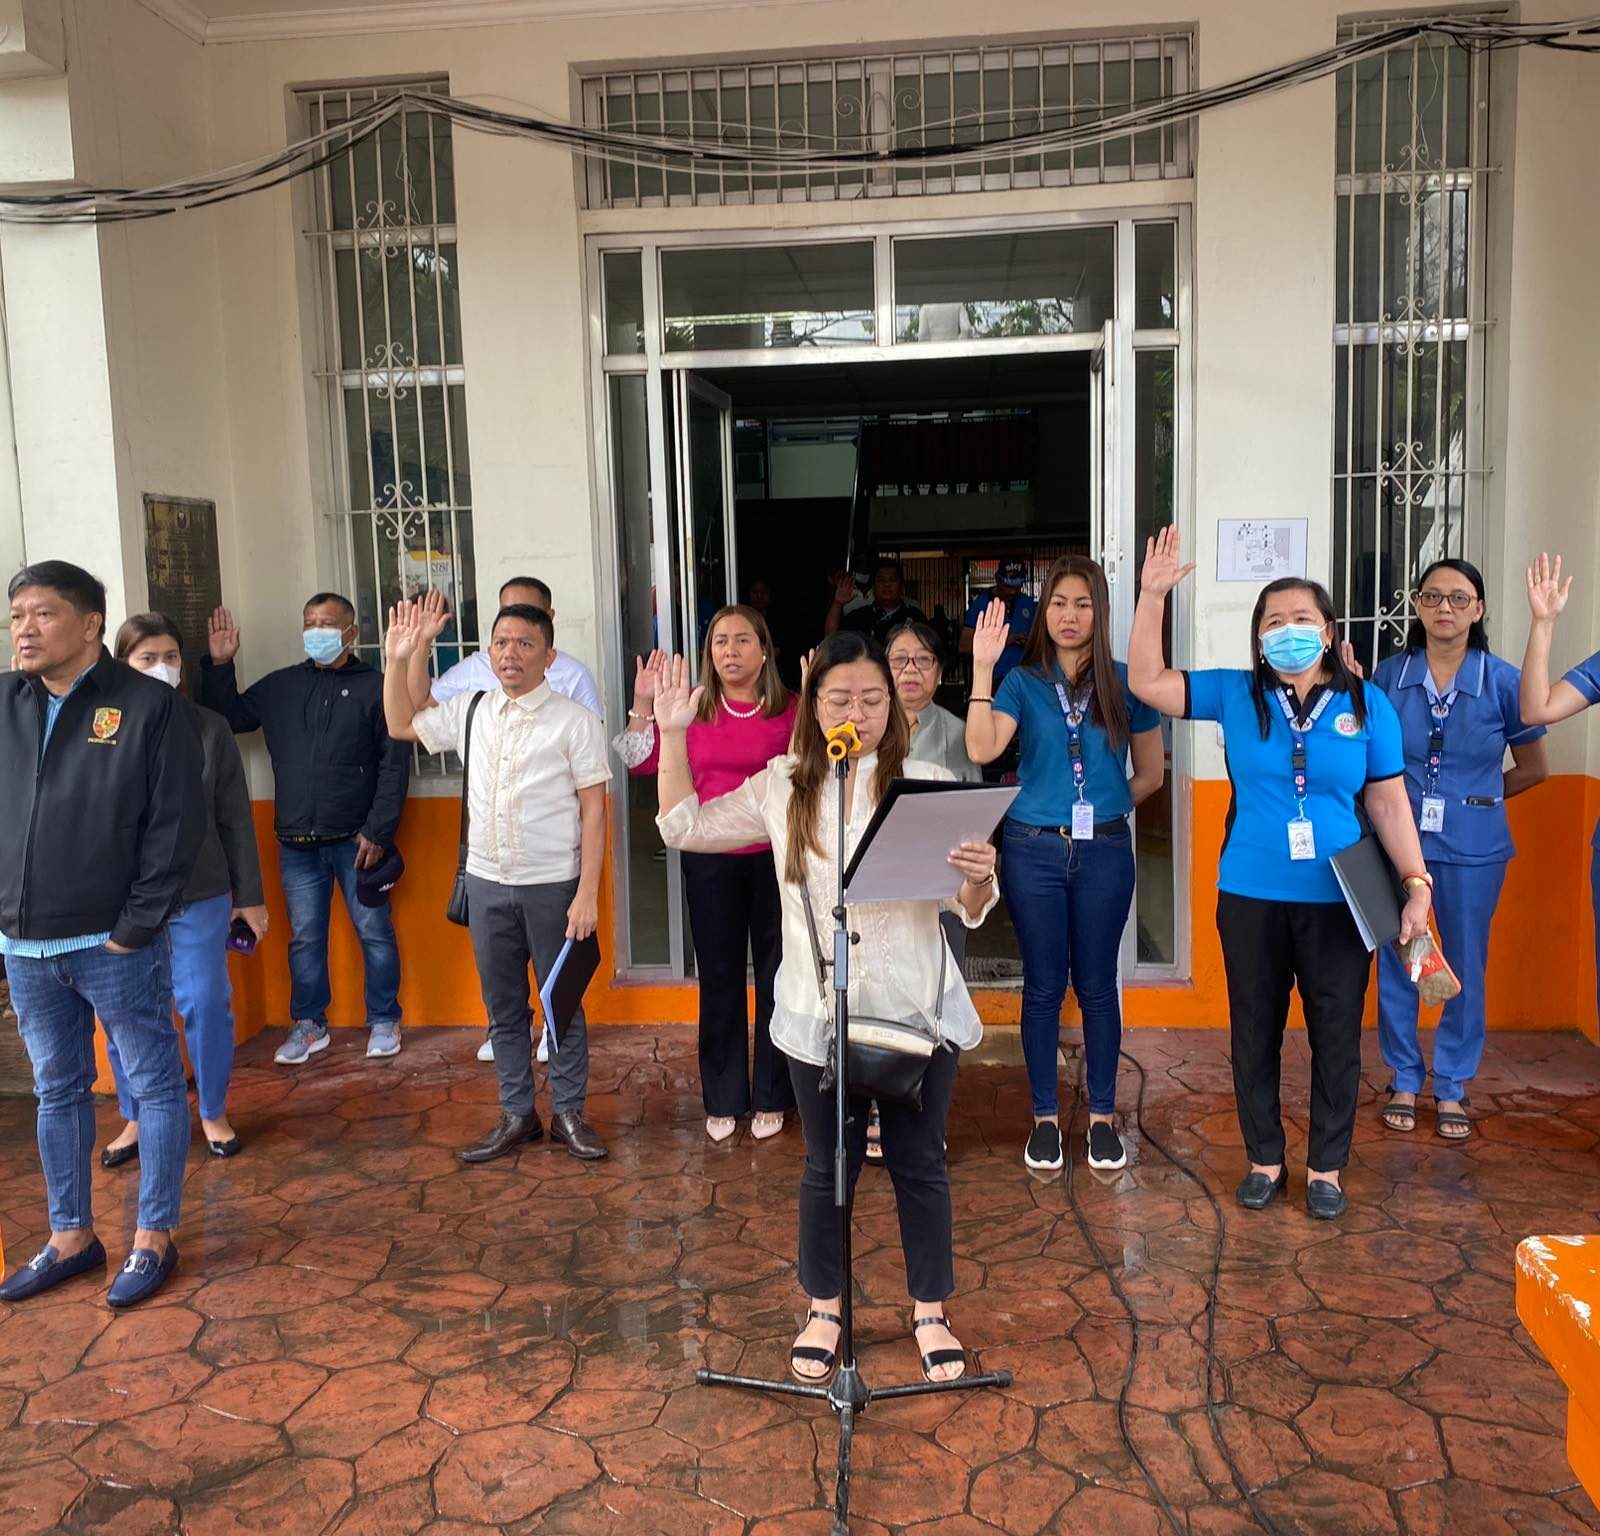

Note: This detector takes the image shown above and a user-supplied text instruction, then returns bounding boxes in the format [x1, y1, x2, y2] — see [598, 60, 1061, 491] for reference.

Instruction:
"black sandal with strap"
[1435, 1097, 1473, 1141]
[913, 1313, 966, 1383]
[790, 1308, 842, 1382]
[1381, 1086, 1417, 1133]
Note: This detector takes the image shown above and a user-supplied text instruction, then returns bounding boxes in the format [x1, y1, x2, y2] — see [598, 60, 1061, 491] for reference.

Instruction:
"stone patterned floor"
[1, 1025, 1598, 1535]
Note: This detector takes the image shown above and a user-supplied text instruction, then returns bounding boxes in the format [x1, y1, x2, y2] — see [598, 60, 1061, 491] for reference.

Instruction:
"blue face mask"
[303, 627, 348, 665]
[1260, 623, 1327, 676]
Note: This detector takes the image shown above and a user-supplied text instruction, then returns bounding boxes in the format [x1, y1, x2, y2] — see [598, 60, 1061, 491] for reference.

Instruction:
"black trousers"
[683, 850, 792, 1118]
[1215, 892, 1372, 1172]
[789, 1045, 959, 1303]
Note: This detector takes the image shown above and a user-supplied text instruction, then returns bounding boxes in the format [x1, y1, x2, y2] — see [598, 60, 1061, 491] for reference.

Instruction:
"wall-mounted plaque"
[143, 495, 222, 691]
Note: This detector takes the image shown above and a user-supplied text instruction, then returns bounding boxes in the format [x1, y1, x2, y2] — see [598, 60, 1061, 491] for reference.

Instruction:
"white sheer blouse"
[656, 753, 996, 1067]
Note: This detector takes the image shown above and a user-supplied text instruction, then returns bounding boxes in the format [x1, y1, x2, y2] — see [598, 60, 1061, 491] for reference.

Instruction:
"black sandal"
[1381, 1087, 1417, 1133]
[913, 1313, 966, 1383]
[790, 1308, 841, 1382]
[1435, 1098, 1473, 1140]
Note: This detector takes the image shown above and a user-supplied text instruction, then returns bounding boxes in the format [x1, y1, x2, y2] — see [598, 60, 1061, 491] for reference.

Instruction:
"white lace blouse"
[656, 753, 996, 1067]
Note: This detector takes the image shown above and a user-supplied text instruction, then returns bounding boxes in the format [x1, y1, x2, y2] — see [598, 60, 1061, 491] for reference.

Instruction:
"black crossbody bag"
[445, 691, 487, 927]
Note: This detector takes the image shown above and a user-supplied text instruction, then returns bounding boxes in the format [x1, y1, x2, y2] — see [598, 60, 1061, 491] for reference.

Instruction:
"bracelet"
[969, 695, 993, 705]
[628, 709, 651, 722]
[968, 869, 996, 888]
[1401, 872, 1434, 893]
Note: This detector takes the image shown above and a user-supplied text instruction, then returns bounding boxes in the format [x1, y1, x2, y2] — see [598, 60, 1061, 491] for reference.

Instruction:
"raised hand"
[1140, 525, 1196, 597]
[1526, 552, 1572, 622]
[208, 606, 241, 663]
[631, 649, 666, 716]
[416, 587, 452, 645]
[384, 599, 424, 663]
[798, 646, 818, 693]
[1339, 640, 1365, 680]
[971, 599, 1011, 670]
[830, 571, 857, 606]
[652, 653, 704, 733]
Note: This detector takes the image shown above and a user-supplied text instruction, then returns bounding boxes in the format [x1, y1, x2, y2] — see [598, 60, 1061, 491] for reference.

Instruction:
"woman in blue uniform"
[965, 556, 1164, 1176]
[1371, 560, 1547, 1140]
[1129, 527, 1434, 1219]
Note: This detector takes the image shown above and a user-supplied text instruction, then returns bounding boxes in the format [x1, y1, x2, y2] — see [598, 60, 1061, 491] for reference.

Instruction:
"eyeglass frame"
[817, 687, 892, 715]
[887, 652, 939, 674]
[1415, 588, 1480, 610]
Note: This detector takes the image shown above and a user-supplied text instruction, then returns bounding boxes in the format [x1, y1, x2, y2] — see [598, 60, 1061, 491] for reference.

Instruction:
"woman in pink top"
[614, 606, 797, 1142]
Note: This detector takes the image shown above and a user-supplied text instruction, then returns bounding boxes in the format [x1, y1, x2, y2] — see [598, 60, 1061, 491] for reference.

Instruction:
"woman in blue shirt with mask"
[966, 556, 1164, 1175]
[1129, 527, 1433, 1220]
[1371, 560, 1547, 1141]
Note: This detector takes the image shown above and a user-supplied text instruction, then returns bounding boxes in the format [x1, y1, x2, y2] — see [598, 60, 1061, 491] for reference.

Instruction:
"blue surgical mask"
[303, 627, 347, 665]
[1260, 624, 1327, 676]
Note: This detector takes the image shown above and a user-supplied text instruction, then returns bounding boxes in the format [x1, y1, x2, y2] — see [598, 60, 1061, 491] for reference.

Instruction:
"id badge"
[1071, 801, 1096, 841]
[1287, 817, 1317, 861]
[1419, 796, 1446, 833]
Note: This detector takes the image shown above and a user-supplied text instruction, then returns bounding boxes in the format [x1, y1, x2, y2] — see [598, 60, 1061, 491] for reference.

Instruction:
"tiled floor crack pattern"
[0, 1026, 1597, 1534]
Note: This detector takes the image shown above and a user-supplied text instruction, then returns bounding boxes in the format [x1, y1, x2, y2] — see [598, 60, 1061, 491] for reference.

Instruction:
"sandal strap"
[913, 1314, 952, 1331]
[791, 1346, 836, 1364]
[921, 1348, 965, 1367]
[807, 1308, 842, 1325]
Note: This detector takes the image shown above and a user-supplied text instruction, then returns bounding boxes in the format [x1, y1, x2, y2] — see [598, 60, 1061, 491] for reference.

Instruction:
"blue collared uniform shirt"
[1560, 650, 1600, 847]
[1371, 647, 1544, 866]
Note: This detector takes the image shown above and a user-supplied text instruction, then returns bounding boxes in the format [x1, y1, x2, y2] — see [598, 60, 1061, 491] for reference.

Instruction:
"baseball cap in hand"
[356, 846, 405, 907]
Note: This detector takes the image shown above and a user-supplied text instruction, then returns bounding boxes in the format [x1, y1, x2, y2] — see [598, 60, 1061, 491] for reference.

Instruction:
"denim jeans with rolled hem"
[278, 839, 401, 1025]
[1001, 818, 1135, 1118]
[9, 937, 188, 1232]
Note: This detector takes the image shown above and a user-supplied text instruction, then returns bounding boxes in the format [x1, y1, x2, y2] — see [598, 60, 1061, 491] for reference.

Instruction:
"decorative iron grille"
[1332, 23, 1492, 669]
[581, 35, 1192, 208]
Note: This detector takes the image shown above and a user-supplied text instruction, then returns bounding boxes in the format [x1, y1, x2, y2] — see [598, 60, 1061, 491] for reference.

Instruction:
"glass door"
[671, 373, 737, 673]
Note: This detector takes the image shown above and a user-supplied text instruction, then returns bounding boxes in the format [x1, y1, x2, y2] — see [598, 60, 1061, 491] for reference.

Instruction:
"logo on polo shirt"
[90, 707, 123, 743]
[1333, 712, 1360, 737]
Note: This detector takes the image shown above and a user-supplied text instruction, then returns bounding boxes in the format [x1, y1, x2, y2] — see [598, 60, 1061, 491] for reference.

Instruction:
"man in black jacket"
[0, 562, 205, 1308]
[202, 592, 409, 1064]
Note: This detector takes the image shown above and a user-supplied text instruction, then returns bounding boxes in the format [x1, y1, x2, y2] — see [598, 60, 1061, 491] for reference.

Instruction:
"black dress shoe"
[101, 1141, 140, 1170]
[459, 1111, 543, 1164]
[1235, 1168, 1288, 1209]
[550, 1111, 608, 1161]
[1305, 1178, 1347, 1220]
[207, 1136, 242, 1159]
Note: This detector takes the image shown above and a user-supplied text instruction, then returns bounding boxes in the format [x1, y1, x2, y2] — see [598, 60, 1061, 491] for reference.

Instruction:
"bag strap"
[456, 691, 486, 872]
[798, 883, 947, 1025]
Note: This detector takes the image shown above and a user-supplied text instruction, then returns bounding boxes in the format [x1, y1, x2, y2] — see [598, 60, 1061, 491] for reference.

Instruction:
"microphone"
[824, 721, 862, 761]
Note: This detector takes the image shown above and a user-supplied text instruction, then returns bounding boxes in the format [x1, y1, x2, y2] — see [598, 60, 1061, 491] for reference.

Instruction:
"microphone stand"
[697, 742, 1010, 1534]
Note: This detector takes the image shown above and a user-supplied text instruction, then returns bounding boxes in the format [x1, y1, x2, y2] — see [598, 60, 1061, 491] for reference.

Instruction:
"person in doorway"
[101, 615, 270, 1165]
[823, 557, 927, 646]
[0, 562, 205, 1307]
[384, 590, 611, 1162]
[1371, 561, 1548, 1141]
[960, 560, 1037, 686]
[614, 607, 797, 1142]
[653, 634, 999, 1386]
[202, 593, 409, 1064]
[966, 557, 1164, 1175]
[1129, 527, 1433, 1220]
[428, 574, 601, 1065]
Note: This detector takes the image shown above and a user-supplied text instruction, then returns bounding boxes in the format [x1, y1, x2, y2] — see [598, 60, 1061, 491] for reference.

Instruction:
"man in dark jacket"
[202, 592, 409, 1064]
[0, 562, 205, 1308]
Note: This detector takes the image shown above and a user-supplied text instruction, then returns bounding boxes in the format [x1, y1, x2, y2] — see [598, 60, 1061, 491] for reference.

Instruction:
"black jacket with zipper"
[0, 651, 206, 950]
[200, 654, 409, 847]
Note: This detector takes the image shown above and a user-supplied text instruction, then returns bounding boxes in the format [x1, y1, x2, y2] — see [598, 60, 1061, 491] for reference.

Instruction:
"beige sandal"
[706, 1116, 737, 1143]
[751, 1111, 785, 1140]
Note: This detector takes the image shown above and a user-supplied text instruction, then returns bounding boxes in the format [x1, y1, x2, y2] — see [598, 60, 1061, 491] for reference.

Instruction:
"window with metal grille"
[581, 35, 1192, 209]
[1333, 23, 1492, 669]
[302, 80, 476, 775]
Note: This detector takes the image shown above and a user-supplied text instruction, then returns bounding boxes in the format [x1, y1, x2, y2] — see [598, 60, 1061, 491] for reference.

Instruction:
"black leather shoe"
[459, 1111, 544, 1164]
[207, 1137, 242, 1159]
[1305, 1178, 1347, 1220]
[101, 1141, 140, 1170]
[550, 1112, 608, 1161]
[1235, 1168, 1288, 1209]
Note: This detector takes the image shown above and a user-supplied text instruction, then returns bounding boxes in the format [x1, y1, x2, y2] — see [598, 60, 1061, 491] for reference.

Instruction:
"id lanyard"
[1274, 686, 1335, 860]
[1419, 664, 1463, 833]
[1053, 675, 1096, 840]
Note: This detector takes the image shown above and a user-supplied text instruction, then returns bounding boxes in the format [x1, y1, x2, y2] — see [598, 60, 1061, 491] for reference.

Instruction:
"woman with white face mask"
[103, 615, 268, 1163]
[1128, 529, 1432, 1221]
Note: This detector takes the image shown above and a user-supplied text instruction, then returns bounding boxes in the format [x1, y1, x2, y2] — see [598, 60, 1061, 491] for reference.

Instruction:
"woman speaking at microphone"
[653, 632, 998, 1386]
[1129, 527, 1432, 1220]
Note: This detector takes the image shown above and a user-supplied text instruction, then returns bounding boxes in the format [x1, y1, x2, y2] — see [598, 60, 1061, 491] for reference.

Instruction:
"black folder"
[537, 932, 602, 1054]
[1328, 835, 1405, 952]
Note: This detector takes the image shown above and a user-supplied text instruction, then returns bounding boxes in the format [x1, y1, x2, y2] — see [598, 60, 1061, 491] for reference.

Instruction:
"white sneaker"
[476, 1035, 495, 1063]
[366, 1022, 402, 1058]
[536, 1030, 549, 1064]
[275, 1020, 330, 1066]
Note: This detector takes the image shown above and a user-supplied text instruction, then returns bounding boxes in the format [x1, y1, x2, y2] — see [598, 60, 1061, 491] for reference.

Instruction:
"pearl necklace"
[720, 696, 761, 719]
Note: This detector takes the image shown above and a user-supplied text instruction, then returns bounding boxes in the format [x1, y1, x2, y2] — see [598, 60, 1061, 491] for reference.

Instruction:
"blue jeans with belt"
[278, 838, 401, 1026]
[1001, 817, 1136, 1117]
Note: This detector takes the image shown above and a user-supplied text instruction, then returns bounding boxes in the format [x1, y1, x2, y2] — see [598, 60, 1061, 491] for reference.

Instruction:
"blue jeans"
[278, 840, 401, 1026]
[1377, 859, 1504, 1104]
[8, 938, 188, 1232]
[1002, 818, 1136, 1117]
[105, 893, 235, 1122]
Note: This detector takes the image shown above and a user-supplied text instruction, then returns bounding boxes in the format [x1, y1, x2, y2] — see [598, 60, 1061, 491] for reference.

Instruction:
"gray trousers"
[465, 873, 588, 1117]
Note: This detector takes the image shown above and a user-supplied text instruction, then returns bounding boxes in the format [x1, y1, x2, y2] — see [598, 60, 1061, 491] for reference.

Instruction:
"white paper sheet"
[845, 784, 1020, 904]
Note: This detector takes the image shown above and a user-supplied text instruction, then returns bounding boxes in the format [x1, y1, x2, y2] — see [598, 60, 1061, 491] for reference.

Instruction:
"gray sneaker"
[366, 1021, 402, 1058]
[275, 1020, 330, 1066]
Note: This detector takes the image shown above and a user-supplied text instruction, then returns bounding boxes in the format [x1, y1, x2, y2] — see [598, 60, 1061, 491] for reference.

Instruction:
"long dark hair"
[1248, 578, 1367, 739]
[696, 604, 788, 724]
[1405, 558, 1489, 653]
[1019, 556, 1130, 750]
[784, 631, 909, 886]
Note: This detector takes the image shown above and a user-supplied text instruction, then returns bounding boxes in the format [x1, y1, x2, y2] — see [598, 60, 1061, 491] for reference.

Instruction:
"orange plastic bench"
[1516, 1234, 1600, 1506]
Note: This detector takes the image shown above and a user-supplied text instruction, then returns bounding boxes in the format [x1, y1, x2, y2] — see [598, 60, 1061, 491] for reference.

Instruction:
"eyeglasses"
[819, 689, 890, 714]
[888, 654, 937, 674]
[1417, 590, 1477, 610]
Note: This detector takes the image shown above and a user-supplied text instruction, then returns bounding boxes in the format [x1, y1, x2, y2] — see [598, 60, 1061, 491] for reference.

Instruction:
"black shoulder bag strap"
[445, 690, 486, 925]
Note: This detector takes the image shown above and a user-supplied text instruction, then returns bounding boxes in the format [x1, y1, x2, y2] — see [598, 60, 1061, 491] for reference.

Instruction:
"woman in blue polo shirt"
[1129, 527, 1433, 1220]
[966, 556, 1164, 1175]
[1372, 560, 1547, 1141]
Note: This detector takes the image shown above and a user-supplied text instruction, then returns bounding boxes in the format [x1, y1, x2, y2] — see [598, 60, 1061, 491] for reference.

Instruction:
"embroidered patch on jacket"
[90, 707, 123, 743]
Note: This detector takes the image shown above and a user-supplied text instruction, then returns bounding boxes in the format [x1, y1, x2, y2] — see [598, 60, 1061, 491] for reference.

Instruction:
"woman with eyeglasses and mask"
[1129, 528, 1433, 1220]
[102, 615, 268, 1164]
[1369, 561, 1548, 1141]
[965, 556, 1164, 1177]
[653, 632, 998, 1387]
[614, 606, 797, 1144]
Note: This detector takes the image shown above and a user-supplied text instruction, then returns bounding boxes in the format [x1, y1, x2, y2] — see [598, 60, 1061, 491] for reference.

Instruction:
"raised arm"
[1128, 525, 1194, 717]
[1520, 553, 1590, 725]
[200, 605, 262, 734]
[964, 600, 1019, 764]
[653, 654, 769, 851]
[383, 598, 436, 743]
[823, 571, 854, 639]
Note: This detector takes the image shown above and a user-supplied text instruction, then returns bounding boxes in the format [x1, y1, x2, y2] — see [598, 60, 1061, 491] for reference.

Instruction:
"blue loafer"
[106, 1243, 178, 1308]
[0, 1238, 107, 1302]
